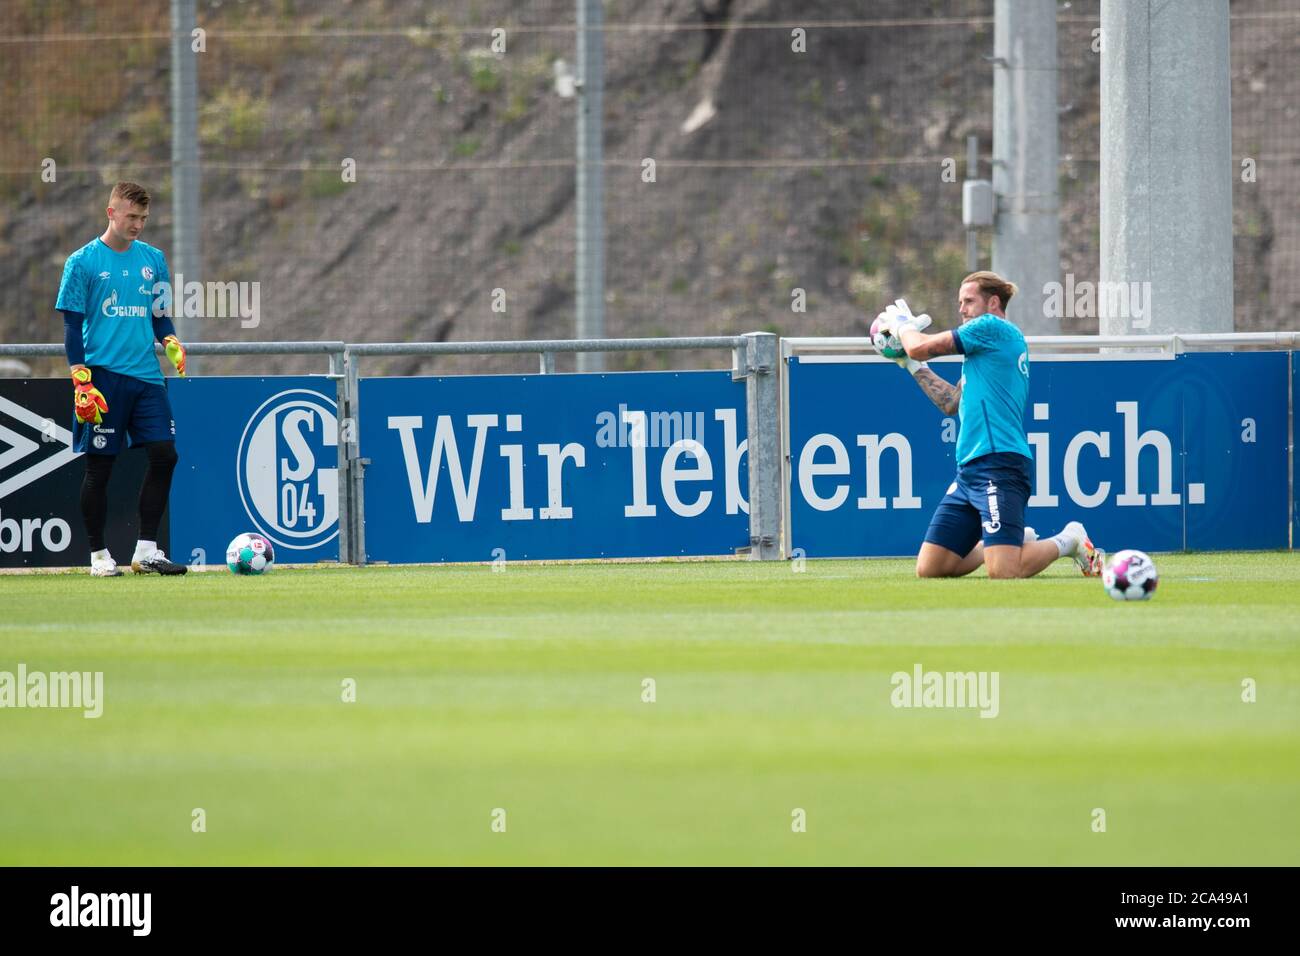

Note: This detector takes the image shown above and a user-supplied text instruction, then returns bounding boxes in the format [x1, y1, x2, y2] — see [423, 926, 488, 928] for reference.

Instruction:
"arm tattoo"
[913, 368, 961, 415]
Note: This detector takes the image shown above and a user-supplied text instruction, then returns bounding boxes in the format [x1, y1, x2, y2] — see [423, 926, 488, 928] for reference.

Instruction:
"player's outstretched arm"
[897, 326, 961, 414]
[900, 327, 959, 362]
[912, 367, 962, 415]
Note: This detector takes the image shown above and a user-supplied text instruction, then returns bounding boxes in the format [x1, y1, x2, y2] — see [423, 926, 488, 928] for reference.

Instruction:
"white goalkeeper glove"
[874, 298, 933, 338]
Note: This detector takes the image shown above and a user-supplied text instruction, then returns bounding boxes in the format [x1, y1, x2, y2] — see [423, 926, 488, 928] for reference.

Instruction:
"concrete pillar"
[1100, 0, 1233, 334]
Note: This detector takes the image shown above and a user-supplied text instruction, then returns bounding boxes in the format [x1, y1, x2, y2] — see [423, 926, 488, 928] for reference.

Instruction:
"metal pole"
[575, 0, 605, 372]
[743, 332, 780, 560]
[346, 350, 367, 565]
[170, 0, 201, 363]
[331, 348, 351, 565]
[1100, 0, 1233, 335]
[992, 0, 1060, 334]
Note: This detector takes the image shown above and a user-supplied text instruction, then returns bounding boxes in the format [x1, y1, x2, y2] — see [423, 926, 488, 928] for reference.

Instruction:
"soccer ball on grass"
[227, 532, 275, 575]
[1101, 549, 1157, 601]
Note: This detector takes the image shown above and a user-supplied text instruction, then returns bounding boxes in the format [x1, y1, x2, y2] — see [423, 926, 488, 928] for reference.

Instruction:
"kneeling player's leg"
[974, 459, 1071, 579]
[917, 540, 985, 578]
[917, 492, 983, 578]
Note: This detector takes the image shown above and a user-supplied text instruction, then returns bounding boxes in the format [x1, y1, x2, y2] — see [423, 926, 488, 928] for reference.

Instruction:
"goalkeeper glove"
[875, 298, 934, 337]
[163, 335, 187, 376]
[70, 365, 108, 425]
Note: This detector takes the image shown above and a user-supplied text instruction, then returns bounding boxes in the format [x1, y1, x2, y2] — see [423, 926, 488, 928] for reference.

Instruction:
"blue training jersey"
[951, 313, 1031, 466]
[55, 237, 170, 385]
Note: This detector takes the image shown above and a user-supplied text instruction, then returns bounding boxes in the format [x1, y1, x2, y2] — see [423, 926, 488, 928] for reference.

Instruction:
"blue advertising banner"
[358, 371, 749, 562]
[787, 352, 1291, 558]
[169, 377, 340, 565]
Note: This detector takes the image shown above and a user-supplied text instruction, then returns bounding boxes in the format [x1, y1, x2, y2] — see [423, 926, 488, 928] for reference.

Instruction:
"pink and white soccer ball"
[1102, 549, 1158, 601]
[869, 316, 907, 359]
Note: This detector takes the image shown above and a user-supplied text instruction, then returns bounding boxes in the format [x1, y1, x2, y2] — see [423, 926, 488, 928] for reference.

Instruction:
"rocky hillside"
[1, 0, 1295, 377]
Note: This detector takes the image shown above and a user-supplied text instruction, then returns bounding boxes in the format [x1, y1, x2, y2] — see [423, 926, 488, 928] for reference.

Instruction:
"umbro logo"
[0, 396, 77, 500]
[98, 271, 111, 280]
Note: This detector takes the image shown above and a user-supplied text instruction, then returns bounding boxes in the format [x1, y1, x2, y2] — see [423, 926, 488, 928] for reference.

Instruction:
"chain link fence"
[1, 0, 1296, 376]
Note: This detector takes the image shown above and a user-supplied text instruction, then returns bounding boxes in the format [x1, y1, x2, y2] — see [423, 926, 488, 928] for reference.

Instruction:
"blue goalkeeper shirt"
[951, 313, 1032, 466]
[55, 237, 170, 385]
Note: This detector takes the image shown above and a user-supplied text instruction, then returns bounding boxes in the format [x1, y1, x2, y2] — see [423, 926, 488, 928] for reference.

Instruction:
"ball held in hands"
[871, 299, 933, 360]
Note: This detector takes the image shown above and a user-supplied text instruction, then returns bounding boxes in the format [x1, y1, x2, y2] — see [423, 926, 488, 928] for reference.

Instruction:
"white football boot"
[1062, 521, 1104, 576]
[90, 554, 123, 577]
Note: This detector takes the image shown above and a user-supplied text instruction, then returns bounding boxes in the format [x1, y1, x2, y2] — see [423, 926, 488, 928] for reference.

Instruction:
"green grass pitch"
[2, 552, 1298, 865]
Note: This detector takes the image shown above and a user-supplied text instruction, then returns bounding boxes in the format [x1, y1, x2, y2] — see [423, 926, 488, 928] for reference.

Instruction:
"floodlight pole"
[992, 0, 1060, 334]
[575, 0, 606, 372]
[1100, 0, 1233, 334]
[170, 0, 202, 365]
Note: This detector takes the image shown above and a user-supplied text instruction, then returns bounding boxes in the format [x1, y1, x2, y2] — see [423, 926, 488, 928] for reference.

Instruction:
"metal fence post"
[330, 347, 351, 564]
[344, 348, 367, 565]
[743, 331, 780, 560]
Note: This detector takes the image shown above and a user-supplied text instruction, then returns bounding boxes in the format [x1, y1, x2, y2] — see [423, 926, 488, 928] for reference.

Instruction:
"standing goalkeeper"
[875, 271, 1102, 579]
[56, 181, 188, 576]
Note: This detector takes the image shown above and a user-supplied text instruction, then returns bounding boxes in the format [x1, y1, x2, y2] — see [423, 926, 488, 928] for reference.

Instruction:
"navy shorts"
[72, 366, 176, 456]
[923, 452, 1031, 556]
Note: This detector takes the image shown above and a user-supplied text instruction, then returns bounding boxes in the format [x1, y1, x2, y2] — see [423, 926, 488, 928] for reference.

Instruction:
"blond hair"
[961, 271, 1017, 310]
[109, 181, 150, 208]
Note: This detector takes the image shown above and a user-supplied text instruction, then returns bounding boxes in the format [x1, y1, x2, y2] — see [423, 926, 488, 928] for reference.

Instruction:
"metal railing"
[783, 331, 1300, 360]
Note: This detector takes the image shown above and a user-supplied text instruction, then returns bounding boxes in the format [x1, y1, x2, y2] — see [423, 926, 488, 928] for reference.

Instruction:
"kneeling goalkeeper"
[874, 271, 1102, 579]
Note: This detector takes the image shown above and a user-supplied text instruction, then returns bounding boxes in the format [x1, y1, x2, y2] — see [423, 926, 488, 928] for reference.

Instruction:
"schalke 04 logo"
[236, 389, 339, 550]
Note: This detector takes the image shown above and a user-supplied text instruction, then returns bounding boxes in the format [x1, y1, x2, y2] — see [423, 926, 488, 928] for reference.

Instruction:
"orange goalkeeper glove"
[163, 335, 187, 376]
[70, 365, 108, 425]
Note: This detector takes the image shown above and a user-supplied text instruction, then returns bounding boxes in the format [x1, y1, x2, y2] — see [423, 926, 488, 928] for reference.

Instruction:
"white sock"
[1050, 530, 1075, 557]
[91, 548, 110, 565]
[133, 539, 156, 560]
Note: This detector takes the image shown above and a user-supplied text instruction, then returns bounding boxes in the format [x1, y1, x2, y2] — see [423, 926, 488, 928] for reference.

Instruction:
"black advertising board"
[0, 378, 166, 568]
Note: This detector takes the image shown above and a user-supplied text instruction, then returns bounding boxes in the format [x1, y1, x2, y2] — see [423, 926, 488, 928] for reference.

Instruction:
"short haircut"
[109, 181, 150, 208]
[961, 270, 1017, 308]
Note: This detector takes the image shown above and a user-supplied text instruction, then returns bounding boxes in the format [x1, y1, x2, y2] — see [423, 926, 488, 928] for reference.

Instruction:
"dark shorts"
[72, 366, 176, 456]
[923, 452, 1032, 556]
